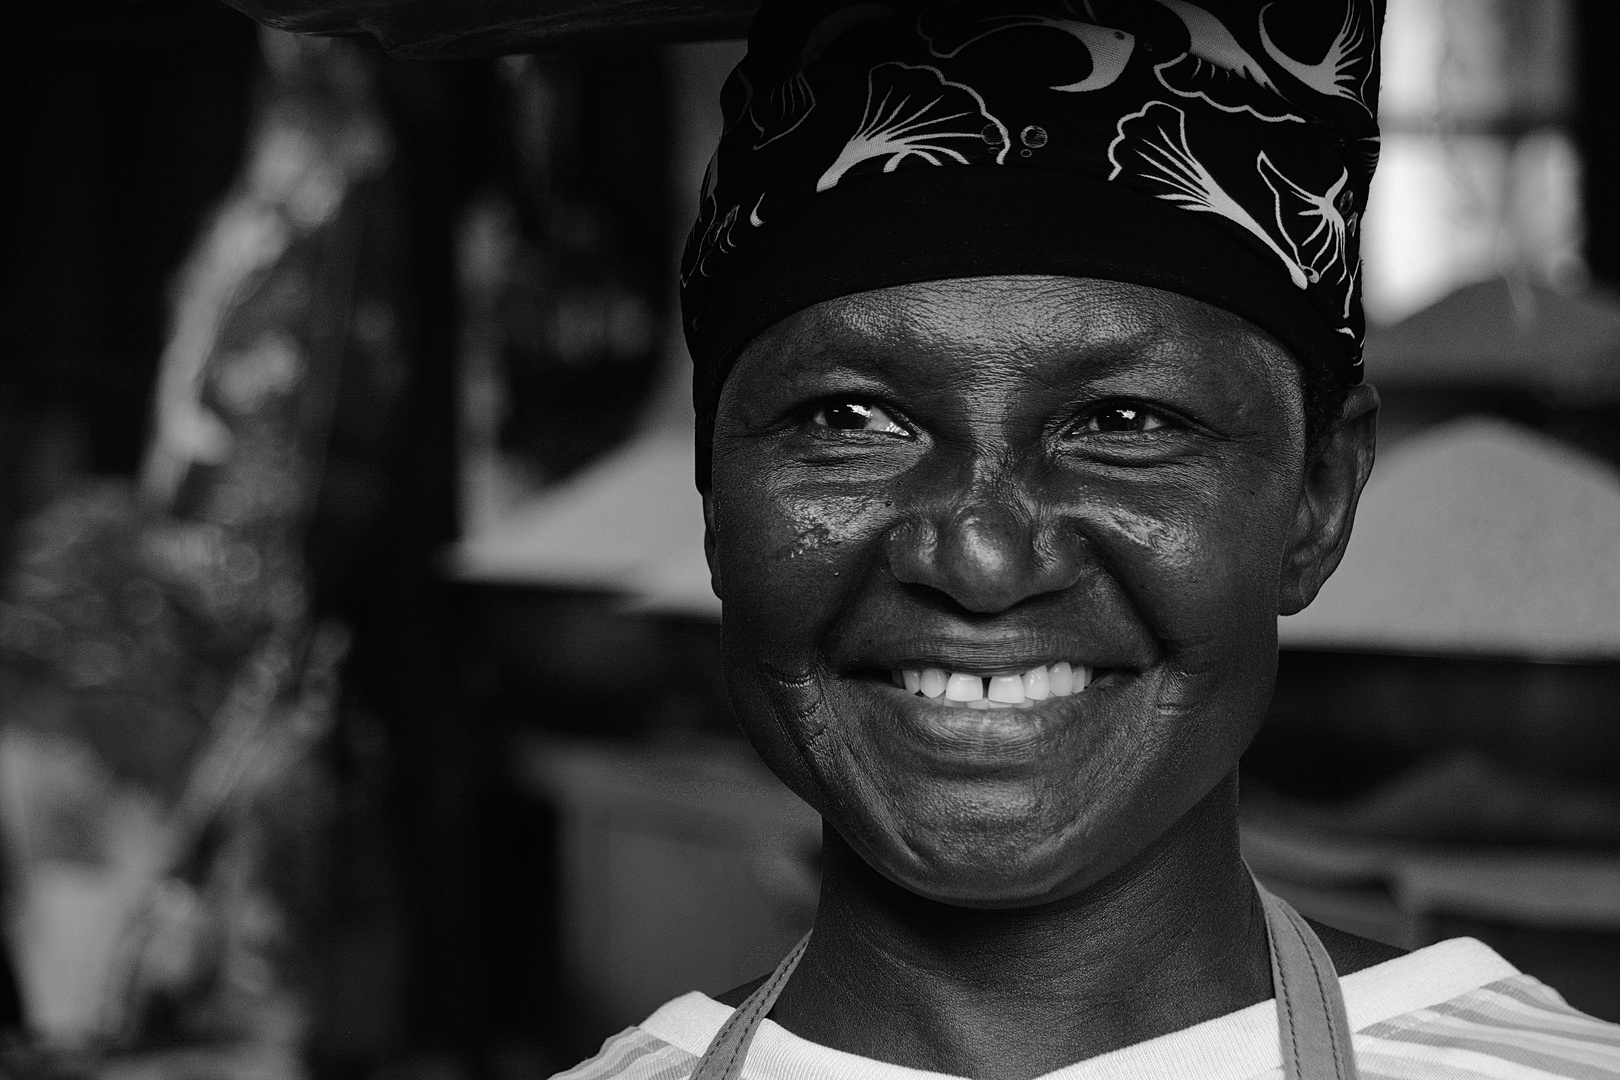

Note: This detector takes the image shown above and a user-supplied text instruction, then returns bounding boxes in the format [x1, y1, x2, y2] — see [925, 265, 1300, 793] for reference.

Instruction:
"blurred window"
[1364, 0, 1582, 323]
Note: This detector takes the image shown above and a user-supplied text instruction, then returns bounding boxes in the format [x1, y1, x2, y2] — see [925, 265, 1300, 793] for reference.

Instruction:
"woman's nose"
[885, 500, 1082, 614]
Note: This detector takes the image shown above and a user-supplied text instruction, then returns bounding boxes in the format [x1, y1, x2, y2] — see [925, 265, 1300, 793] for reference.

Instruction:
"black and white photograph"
[2, 1, 1618, 1078]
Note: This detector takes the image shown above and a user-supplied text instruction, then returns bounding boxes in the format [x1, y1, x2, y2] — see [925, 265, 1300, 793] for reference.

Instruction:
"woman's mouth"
[887, 662, 1094, 709]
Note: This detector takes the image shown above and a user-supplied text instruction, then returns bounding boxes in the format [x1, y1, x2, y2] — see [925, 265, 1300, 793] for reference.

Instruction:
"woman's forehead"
[731, 275, 1301, 394]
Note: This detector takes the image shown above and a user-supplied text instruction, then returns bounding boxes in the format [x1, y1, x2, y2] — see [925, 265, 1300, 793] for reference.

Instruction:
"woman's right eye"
[811, 401, 909, 436]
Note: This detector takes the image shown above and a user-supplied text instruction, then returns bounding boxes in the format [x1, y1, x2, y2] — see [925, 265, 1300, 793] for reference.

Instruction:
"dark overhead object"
[1578, 0, 1620, 285]
[217, 0, 757, 56]
[1362, 277, 1620, 400]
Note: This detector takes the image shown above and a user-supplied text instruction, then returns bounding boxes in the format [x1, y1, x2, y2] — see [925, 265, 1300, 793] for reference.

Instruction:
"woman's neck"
[762, 779, 1272, 1080]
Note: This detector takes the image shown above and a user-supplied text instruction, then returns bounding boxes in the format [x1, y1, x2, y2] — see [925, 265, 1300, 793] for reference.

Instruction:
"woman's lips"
[888, 661, 1092, 709]
[838, 664, 1113, 773]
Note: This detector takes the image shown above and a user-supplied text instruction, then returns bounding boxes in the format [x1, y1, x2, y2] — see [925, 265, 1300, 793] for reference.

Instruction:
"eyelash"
[800, 398, 1179, 440]
[1068, 401, 1175, 435]
[806, 399, 911, 437]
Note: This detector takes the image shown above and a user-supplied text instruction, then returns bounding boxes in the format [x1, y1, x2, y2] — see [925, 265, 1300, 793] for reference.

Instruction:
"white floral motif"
[683, 68, 755, 275]
[753, 5, 896, 149]
[1258, 0, 1375, 115]
[705, 204, 743, 273]
[1157, 0, 1276, 87]
[921, 2, 1137, 94]
[679, 150, 723, 288]
[682, 198, 742, 287]
[1258, 153, 1359, 316]
[1150, 0, 1301, 122]
[1108, 101, 1307, 289]
[754, 73, 816, 150]
[816, 62, 1009, 193]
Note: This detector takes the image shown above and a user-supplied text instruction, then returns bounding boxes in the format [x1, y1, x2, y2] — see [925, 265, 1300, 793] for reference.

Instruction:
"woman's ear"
[1278, 383, 1379, 615]
[702, 489, 722, 601]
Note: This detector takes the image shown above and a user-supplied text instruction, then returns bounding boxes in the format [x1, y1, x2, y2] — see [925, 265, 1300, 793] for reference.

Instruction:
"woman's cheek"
[720, 482, 887, 617]
[719, 641, 836, 814]
[1085, 466, 1291, 631]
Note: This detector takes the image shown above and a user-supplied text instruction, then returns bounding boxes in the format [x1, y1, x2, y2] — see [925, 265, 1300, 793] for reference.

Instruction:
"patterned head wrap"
[682, 0, 1384, 459]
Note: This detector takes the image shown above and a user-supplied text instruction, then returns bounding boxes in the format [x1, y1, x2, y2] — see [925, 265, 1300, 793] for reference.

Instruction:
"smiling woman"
[709, 278, 1328, 916]
[553, 3, 1620, 1080]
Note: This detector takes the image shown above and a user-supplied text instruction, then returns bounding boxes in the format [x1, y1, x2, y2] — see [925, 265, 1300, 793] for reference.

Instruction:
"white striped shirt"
[553, 939, 1620, 1080]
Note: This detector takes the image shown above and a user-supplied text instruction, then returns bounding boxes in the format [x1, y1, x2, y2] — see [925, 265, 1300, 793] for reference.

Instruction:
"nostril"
[887, 504, 1075, 613]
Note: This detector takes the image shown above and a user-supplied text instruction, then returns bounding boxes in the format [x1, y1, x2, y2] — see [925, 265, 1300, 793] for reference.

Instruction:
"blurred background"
[0, 1, 1617, 1076]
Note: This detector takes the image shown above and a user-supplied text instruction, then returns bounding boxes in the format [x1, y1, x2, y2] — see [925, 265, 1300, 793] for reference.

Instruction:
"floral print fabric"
[679, 0, 1383, 395]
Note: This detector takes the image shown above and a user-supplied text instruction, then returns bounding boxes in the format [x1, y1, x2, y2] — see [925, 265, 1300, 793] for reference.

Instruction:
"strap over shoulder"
[1258, 884, 1361, 1080]
[687, 933, 809, 1080]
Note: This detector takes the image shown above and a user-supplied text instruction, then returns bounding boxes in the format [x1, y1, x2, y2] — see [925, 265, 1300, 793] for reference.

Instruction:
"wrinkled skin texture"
[703, 277, 1382, 1077]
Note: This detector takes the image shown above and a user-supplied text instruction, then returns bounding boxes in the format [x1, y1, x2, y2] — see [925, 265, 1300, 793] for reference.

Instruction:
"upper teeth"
[889, 663, 1092, 709]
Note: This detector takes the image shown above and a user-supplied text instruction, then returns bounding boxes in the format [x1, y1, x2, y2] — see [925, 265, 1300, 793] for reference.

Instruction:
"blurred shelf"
[1244, 816, 1620, 933]
[448, 428, 720, 620]
[1364, 279, 1620, 401]
[515, 733, 819, 1047]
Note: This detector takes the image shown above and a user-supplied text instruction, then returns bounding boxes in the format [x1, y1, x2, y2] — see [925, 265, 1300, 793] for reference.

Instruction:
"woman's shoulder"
[1353, 971, 1620, 1075]
[1342, 940, 1620, 1079]
[547, 1025, 697, 1080]
[548, 991, 721, 1080]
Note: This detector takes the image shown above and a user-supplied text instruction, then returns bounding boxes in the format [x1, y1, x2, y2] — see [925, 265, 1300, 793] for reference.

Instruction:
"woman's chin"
[855, 813, 1103, 909]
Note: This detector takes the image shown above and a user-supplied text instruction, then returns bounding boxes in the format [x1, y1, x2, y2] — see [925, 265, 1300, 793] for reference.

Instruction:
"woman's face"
[706, 276, 1368, 908]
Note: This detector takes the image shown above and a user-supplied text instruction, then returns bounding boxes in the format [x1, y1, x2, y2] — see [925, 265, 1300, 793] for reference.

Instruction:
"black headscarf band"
[690, 162, 1358, 416]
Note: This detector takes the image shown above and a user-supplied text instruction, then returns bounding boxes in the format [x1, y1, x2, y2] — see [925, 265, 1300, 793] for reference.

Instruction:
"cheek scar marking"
[760, 661, 833, 749]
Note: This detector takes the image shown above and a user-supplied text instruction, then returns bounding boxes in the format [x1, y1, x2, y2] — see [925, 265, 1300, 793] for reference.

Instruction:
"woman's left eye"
[811, 401, 909, 436]
[1073, 404, 1170, 434]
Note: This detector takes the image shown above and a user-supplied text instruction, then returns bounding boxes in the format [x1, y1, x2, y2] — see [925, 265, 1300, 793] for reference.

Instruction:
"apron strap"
[1257, 884, 1362, 1080]
[688, 887, 1359, 1080]
[687, 933, 810, 1080]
